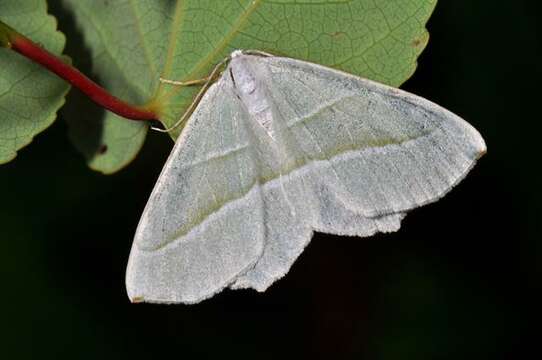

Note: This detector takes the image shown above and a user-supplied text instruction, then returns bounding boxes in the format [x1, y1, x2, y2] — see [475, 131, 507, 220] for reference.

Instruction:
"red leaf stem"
[2, 20, 157, 121]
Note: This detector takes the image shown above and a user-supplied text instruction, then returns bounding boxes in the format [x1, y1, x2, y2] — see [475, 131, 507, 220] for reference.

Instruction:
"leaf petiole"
[0, 19, 158, 122]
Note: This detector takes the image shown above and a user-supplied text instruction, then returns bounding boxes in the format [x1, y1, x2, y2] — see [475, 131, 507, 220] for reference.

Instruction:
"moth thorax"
[231, 57, 275, 136]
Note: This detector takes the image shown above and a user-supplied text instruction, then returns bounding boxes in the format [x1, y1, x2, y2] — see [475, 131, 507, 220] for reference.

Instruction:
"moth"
[126, 50, 486, 304]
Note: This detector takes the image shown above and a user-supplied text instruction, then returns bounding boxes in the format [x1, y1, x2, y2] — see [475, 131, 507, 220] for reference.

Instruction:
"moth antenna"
[241, 49, 274, 57]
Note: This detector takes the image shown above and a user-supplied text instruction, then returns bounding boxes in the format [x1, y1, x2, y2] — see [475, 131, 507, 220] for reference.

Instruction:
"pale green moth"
[126, 50, 486, 304]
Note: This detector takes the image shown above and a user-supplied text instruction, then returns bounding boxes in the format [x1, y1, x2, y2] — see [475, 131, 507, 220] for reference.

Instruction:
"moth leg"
[153, 56, 232, 133]
[159, 76, 212, 86]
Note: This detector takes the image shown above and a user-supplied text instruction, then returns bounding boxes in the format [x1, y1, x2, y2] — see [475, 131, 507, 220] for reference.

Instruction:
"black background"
[1, 1, 539, 359]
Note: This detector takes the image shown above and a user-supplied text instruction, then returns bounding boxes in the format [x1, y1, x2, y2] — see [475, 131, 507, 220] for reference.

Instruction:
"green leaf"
[62, 0, 436, 173]
[0, 0, 69, 164]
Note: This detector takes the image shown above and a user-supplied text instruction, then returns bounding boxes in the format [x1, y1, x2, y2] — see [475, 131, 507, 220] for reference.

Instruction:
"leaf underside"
[0, 0, 69, 164]
[3, 0, 437, 173]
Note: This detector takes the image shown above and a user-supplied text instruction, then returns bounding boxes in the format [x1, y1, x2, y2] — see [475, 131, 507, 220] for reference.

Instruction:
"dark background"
[1, 1, 539, 359]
